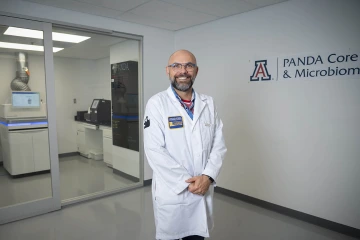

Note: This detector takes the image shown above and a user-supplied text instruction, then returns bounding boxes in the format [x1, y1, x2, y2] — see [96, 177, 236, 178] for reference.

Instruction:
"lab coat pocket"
[200, 121, 215, 150]
[157, 203, 196, 235]
[156, 197, 205, 235]
[155, 177, 186, 205]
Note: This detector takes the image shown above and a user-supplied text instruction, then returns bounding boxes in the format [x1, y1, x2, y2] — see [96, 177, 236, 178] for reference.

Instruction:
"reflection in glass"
[0, 24, 52, 208]
[52, 26, 141, 202]
[111, 61, 139, 151]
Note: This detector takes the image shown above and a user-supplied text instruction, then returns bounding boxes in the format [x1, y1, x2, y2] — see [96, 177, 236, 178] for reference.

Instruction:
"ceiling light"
[4, 27, 91, 43]
[52, 32, 90, 43]
[0, 42, 63, 53]
[4, 27, 43, 39]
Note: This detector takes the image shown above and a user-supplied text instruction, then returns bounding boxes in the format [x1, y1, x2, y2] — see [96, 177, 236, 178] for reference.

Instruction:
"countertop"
[75, 119, 111, 128]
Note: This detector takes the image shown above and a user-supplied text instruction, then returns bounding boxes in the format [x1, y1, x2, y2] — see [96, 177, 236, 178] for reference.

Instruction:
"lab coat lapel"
[192, 91, 207, 132]
[166, 87, 207, 130]
[166, 87, 191, 123]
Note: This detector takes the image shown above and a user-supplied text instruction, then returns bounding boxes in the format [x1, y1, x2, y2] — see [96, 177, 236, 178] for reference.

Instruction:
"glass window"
[0, 24, 52, 208]
[52, 26, 141, 202]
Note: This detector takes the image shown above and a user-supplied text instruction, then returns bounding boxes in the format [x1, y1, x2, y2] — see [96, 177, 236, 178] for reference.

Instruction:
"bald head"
[168, 49, 197, 65]
[166, 49, 198, 93]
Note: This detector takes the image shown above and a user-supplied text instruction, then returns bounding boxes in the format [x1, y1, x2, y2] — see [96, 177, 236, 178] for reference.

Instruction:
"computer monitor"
[12, 91, 40, 108]
[91, 99, 100, 109]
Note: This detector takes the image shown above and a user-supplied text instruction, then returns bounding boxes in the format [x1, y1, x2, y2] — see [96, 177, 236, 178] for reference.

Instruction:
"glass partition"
[0, 15, 60, 225]
[52, 26, 141, 202]
[0, 24, 52, 208]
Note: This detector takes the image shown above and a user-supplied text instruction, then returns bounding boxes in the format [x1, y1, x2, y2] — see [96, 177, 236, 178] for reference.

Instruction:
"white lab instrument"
[0, 99, 50, 176]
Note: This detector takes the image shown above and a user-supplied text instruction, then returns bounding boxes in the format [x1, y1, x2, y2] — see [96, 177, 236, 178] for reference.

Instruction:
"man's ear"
[166, 66, 170, 76]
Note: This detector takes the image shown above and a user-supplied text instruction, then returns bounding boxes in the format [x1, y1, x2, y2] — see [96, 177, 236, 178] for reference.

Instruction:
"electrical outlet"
[73, 98, 76, 104]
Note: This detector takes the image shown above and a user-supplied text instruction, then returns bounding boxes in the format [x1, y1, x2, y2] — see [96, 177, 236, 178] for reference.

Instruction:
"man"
[144, 50, 227, 240]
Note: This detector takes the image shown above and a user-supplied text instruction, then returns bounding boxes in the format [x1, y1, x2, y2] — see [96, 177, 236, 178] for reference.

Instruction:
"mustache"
[175, 74, 191, 78]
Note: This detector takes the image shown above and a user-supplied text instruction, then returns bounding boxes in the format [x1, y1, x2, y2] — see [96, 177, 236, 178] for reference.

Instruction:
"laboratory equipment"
[0, 103, 50, 176]
[76, 110, 87, 121]
[89, 99, 111, 125]
[111, 61, 139, 151]
[0, 52, 50, 176]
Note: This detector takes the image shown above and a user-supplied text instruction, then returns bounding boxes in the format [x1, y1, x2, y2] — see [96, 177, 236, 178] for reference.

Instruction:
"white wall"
[54, 56, 110, 154]
[0, 53, 19, 104]
[110, 40, 139, 64]
[93, 57, 111, 100]
[175, 0, 360, 229]
[0, 0, 175, 179]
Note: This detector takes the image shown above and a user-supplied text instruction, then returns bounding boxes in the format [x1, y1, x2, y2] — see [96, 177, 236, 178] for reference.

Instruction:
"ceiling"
[0, 25, 128, 59]
[24, 0, 288, 31]
[0, 0, 288, 58]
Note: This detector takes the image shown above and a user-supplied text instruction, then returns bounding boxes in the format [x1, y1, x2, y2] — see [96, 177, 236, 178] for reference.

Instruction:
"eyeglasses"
[168, 62, 197, 72]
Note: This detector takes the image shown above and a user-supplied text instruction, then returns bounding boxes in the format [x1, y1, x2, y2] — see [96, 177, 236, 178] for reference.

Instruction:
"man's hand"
[186, 175, 211, 195]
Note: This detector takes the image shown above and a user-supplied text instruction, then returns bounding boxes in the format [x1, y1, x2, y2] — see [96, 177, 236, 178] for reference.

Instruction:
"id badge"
[168, 116, 183, 129]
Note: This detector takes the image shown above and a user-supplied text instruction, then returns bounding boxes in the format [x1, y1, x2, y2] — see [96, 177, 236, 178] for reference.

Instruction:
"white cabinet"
[103, 137, 112, 166]
[8, 131, 34, 174]
[32, 130, 50, 171]
[102, 127, 113, 166]
[76, 122, 105, 161]
[112, 146, 139, 179]
[76, 122, 87, 157]
[2, 128, 50, 176]
[76, 130, 86, 157]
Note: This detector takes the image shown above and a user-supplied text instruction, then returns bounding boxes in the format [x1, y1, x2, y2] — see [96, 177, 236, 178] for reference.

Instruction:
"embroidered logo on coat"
[144, 116, 150, 129]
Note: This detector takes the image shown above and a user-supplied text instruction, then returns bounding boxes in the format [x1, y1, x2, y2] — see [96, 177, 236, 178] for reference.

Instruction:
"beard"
[169, 74, 195, 92]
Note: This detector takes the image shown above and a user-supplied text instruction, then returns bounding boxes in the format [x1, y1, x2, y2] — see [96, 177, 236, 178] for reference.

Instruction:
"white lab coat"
[144, 86, 227, 240]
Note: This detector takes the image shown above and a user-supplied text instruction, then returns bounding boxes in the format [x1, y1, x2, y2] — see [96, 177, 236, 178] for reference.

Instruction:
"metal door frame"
[0, 15, 61, 225]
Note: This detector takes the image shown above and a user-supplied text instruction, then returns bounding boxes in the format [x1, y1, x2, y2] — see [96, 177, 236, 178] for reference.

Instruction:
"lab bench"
[75, 121, 139, 180]
[75, 120, 112, 166]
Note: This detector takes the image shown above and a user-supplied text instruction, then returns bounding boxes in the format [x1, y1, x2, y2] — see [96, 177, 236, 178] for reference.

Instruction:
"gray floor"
[0, 164, 7, 176]
[59, 155, 137, 200]
[0, 166, 52, 208]
[0, 155, 137, 208]
[0, 186, 356, 240]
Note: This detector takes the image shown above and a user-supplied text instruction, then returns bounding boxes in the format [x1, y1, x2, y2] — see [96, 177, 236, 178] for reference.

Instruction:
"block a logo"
[250, 60, 272, 81]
